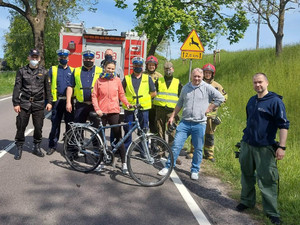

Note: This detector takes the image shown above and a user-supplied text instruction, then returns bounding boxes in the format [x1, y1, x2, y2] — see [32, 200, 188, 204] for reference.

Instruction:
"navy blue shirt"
[70, 66, 96, 102]
[242, 91, 289, 147]
[49, 65, 73, 97]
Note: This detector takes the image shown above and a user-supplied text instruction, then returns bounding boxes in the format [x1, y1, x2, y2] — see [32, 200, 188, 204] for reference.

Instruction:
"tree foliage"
[4, 12, 62, 69]
[246, 0, 300, 56]
[115, 0, 249, 56]
[0, 0, 97, 66]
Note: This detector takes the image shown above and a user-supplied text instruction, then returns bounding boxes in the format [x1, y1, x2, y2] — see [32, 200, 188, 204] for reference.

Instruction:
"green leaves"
[115, 0, 249, 56]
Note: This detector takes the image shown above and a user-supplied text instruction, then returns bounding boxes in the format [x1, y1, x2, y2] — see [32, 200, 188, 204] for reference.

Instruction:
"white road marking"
[170, 170, 211, 225]
[0, 128, 34, 158]
[0, 96, 12, 102]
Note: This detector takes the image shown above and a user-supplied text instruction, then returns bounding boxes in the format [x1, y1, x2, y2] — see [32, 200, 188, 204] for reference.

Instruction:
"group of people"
[12, 47, 289, 225]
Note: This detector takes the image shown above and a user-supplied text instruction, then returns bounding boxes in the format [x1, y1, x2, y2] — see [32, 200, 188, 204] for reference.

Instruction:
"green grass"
[165, 44, 300, 224]
[0, 71, 16, 96]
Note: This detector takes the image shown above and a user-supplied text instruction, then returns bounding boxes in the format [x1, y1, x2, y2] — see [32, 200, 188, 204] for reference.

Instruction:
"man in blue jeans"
[158, 68, 225, 180]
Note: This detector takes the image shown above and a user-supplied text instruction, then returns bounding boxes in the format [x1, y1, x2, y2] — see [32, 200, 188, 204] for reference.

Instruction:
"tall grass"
[0, 71, 16, 96]
[169, 44, 300, 224]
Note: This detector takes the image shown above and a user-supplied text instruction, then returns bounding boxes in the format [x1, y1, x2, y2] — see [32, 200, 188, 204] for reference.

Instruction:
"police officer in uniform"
[144, 55, 162, 134]
[187, 63, 228, 162]
[47, 49, 74, 155]
[12, 49, 52, 160]
[122, 57, 156, 150]
[66, 50, 102, 126]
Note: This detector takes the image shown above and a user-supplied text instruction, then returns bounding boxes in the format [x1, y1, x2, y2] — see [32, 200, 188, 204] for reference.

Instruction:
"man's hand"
[14, 105, 21, 113]
[66, 102, 72, 113]
[45, 103, 52, 111]
[276, 148, 285, 160]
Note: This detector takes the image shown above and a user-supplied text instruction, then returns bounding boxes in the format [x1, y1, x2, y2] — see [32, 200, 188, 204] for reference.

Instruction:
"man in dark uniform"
[66, 50, 102, 126]
[12, 49, 52, 160]
[47, 49, 74, 155]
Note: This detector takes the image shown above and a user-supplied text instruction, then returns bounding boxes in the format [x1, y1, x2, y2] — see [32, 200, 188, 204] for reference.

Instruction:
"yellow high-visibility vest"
[122, 74, 151, 110]
[73, 66, 102, 102]
[51, 65, 74, 101]
[153, 77, 179, 109]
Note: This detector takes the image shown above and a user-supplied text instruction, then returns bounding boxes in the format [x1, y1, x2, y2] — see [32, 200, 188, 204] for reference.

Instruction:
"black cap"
[29, 49, 40, 56]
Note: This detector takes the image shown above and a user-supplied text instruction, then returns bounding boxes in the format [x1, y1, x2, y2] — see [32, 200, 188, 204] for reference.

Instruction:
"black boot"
[32, 143, 44, 157]
[14, 145, 23, 160]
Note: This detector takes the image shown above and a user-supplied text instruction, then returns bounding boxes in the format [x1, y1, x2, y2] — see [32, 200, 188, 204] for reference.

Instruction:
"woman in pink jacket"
[92, 60, 131, 173]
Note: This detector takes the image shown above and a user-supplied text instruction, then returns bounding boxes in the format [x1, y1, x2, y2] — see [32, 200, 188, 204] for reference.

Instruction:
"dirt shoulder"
[174, 154, 262, 225]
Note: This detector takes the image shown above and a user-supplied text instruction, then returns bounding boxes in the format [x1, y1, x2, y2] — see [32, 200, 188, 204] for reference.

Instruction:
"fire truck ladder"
[128, 32, 143, 74]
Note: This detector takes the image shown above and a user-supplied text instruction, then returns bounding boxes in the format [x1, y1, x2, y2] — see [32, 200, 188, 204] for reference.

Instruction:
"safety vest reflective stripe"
[73, 66, 102, 102]
[51, 66, 74, 101]
[153, 77, 179, 108]
[156, 92, 178, 97]
[153, 98, 178, 103]
[123, 74, 151, 110]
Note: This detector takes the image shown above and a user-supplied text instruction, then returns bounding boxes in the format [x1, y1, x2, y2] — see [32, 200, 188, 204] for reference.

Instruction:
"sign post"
[180, 29, 205, 81]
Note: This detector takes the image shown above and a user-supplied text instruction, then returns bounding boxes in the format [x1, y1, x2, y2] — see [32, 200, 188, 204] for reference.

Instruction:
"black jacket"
[12, 65, 52, 111]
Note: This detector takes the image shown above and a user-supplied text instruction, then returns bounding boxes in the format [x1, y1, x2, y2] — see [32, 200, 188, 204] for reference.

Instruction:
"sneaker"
[158, 168, 169, 176]
[77, 152, 85, 157]
[207, 156, 215, 162]
[268, 216, 281, 225]
[236, 203, 249, 212]
[94, 163, 105, 172]
[122, 163, 129, 174]
[191, 172, 199, 180]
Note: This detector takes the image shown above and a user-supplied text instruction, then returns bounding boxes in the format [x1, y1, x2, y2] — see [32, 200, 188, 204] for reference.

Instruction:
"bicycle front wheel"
[127, 135, 174, 187]
[63, 126, 103, 172]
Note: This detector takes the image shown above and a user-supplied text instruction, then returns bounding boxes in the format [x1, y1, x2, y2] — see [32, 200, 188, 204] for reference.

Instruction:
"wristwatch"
[278, 146, 286, 150]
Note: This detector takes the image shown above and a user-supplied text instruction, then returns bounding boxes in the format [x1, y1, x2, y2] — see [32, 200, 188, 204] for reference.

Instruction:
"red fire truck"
[59, 22, 148, 78]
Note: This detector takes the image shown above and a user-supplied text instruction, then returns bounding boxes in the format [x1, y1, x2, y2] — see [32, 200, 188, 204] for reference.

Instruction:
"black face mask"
[84, 60, 94, 68]
[105, 55, 113, 61]
[59, 59, 68, 65]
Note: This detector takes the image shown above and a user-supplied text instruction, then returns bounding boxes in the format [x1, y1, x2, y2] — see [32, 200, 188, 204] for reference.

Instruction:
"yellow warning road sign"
[181, 51, 203, 59]
[180, 29, 204, 52]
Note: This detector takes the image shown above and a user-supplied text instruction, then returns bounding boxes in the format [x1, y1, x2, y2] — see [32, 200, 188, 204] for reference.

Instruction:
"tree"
[247, 0, 300, 56]
[115, 0, 249, 56]
[0, 0, 96, 66]
[4, 12, 62, 69]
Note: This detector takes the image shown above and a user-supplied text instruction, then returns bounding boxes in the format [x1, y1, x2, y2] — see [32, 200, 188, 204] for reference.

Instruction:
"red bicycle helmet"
[146, 55, 158, 66]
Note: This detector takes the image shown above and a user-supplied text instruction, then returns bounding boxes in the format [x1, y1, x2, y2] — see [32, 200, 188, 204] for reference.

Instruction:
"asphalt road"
[0, 96, 260, 225]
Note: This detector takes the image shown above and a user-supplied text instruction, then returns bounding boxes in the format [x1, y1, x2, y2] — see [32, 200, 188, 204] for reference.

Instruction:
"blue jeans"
[165, 120, 206, 173]
[123, 110, 149, 150]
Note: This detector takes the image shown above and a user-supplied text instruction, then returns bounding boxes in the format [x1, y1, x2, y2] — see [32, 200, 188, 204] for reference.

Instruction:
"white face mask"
[30, 60, 39, 67]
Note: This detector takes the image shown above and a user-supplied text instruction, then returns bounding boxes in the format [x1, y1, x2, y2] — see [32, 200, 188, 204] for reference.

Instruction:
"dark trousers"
[48, 99, 74, 149]
[15, 107, 44, 146]
[74, 102, 99, 128]
[123, 110, 149, 150]
[101, 113, 126, 163]
[149, 106, 157, 134]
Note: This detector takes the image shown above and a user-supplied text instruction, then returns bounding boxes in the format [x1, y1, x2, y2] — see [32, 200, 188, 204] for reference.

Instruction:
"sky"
[0, 0, 300, 59]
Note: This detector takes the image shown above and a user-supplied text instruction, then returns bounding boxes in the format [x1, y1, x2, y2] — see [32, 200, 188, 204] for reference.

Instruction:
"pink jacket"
[92, 77, 129, 113]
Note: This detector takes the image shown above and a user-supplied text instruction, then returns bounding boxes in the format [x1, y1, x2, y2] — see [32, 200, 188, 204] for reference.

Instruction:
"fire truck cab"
[59, 22, 148, 79]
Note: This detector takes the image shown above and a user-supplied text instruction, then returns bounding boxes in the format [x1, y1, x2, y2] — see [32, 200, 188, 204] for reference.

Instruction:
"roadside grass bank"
[171, 44, 300, 225]
[0, 71, 15, 96]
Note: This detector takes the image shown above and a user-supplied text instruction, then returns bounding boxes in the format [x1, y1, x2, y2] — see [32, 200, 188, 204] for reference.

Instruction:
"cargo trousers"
[239, 141, 280, 217]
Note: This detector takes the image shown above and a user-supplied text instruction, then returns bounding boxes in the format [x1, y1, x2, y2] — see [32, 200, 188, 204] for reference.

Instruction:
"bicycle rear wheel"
[127, 135, 174, 187]
[63, 126, 103, 172]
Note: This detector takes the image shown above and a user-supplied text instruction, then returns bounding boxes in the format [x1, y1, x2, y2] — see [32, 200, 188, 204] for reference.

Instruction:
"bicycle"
[63, 105, 174, 187]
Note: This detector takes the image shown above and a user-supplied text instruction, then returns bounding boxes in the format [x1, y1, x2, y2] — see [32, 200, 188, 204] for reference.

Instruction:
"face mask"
[83, 60, 94, 68]
[30, 60, 39, 67]
[165, 70, 173, 77]
[133, 67, 143, 73]
[105, 55, 113, 61]
[59, 59, 68, 65]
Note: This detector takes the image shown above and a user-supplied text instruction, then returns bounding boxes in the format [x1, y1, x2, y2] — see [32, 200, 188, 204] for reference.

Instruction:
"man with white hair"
[158, 68, 225, 180]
